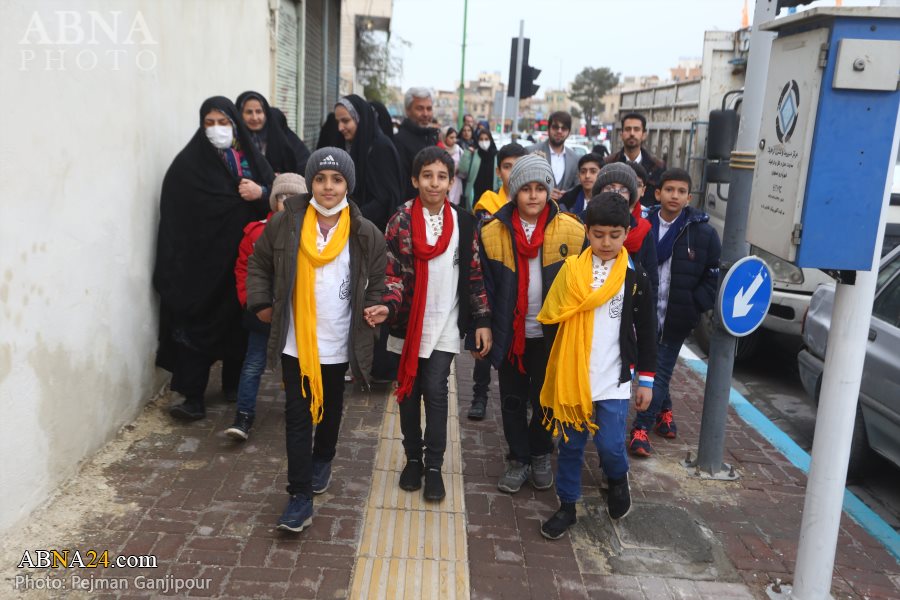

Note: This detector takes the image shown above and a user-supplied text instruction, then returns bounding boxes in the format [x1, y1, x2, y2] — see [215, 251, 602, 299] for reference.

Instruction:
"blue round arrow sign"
[718, 256, 774, 337]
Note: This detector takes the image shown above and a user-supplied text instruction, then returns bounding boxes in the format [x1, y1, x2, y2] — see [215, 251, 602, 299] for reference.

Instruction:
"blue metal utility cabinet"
[747, 8, 900, 270]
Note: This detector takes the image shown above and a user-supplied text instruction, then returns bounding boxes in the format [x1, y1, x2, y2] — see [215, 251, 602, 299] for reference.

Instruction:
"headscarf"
[473, 128, 498, 201]
[153, 96, 274, 356]
[336, 95, 403, 231]
[235, 91, 308, 175]
[370, 101, 394, 139]
[269, 107, 311, 174]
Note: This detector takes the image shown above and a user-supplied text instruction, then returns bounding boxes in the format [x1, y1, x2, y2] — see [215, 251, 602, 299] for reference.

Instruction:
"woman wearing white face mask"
[153, 96, 275, 422]
[459, 128, 500, 211]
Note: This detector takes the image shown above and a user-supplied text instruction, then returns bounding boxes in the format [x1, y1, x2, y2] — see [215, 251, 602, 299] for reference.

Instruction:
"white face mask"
[205, 125, 233, 149]
[310, 196, 349, 217]
[478, 140, 491, 151]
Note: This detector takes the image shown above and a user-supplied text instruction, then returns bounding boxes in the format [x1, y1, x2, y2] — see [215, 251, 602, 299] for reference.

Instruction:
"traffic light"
[507, 38, 541, 99]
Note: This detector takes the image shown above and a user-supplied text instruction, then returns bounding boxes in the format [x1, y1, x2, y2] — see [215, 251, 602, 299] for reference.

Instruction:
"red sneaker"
[628, 428, 653, 457]
[654, 409, 678, 439]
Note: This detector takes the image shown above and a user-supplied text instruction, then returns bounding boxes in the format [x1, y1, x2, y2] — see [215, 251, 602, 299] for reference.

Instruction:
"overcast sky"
[389, 0, 865, 96]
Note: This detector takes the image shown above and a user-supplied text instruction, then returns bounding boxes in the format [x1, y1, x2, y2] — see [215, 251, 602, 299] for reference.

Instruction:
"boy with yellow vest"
[467, 142, 527, 421]
[479, 154, 587, 493]
[246, 148, 388, 533]
[537, 192, 657, 539]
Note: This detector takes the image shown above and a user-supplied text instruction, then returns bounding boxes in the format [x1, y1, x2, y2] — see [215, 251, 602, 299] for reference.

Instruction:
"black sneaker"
[169, 398, 205, 421]
[423, 468, 445, 502]
[541, 503, 577, 540]
[399, 459, 424, 491]
[467, 396, 487, 420]
[277, 494, 313, 533]
[311, 460, 332, 494]
[607, 474, 632, 520]
[225, 411, 254, 440]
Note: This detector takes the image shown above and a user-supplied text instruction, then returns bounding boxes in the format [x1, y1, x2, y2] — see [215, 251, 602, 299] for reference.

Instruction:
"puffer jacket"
[478, 200, 587, 369]
[245, 194, 387, 386]
[649, 205, 721, 343]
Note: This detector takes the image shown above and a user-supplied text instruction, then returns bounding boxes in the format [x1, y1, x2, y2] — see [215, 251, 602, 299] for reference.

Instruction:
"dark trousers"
[171, 343, 215, 401]
[398, 350, 455, 469]
[498, 338, 554, 464]
[472, 358, 491, 399]
[371, 324, 398, 381]
[282, 355, 348, 497]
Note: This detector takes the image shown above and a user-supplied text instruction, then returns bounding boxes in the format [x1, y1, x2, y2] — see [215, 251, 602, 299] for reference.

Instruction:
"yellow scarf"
[293, 204, 351, 424]
[537, 246, 628, 439]
[473, 187, 508, 215]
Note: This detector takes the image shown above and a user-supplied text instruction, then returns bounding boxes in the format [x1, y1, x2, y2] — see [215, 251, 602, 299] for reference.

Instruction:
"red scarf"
[624, 203, 651, 254]
[508, 204, 550, 372]
[395, 198, 456, 402]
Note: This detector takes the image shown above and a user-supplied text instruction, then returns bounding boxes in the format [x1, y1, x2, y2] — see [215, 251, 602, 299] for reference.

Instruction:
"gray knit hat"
[270, 173, 307, 211]
[305, 147, 356, 194]
[592, 163, 638, 203]
[507, 154, 555, 201]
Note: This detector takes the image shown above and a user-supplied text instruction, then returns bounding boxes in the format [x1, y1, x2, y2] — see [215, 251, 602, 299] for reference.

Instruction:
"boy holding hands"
[366, 147, 492, 502]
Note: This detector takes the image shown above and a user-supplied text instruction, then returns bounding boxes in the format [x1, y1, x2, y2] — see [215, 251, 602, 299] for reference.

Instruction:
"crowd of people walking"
[153, 88, 720, 538]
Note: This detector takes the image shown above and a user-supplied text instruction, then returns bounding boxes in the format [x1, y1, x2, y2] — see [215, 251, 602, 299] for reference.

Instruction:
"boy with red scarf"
[479, 155, 587, 494]
[366, 146, 492, 502]
[593, 163, 658, 302]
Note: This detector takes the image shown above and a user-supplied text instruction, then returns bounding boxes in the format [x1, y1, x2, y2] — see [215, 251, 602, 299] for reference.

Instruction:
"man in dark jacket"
[628, 168, 721, 458]
[393, 87, 439, 201]
[605, 112, 666, 209]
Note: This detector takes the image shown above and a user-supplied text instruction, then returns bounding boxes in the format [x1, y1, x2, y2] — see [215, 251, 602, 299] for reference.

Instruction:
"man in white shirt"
[530, 111, 579, 200]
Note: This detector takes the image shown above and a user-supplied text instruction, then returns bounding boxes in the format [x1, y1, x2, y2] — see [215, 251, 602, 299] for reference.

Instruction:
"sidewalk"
[1, 352, 897, 599]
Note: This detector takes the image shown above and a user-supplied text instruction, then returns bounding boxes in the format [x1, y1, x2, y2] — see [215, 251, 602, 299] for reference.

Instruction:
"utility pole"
[512, 20, 524, 137]
[688, 0, 776, 478]
[457, 0, 468, 130]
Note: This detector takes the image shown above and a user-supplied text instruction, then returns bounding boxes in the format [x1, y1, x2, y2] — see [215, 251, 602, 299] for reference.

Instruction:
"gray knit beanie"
[507, 154, 555, 201]
[592, 163, 638, 203]
[305, 147, 356, 194]
[270, 173, 307, 211]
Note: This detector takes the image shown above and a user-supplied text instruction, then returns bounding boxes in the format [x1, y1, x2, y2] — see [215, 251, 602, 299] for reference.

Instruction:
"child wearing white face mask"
[459, 128, 500, 211]
[245, 147, 389, 534]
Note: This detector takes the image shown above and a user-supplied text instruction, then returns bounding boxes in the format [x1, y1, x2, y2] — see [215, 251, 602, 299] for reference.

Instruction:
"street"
[686, 332, 900, 534]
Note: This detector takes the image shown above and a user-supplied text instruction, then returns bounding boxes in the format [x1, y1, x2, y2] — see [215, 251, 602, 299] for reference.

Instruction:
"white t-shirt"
[520, 218, 544, 339]
[656, 214, 676, 333]
[589, 255, 631, 401]
[283, 221, 352, 364]
[388, 206, 460, 358]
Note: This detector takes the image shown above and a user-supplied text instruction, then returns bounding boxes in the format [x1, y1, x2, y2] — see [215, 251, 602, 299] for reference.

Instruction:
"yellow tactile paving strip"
[350, 362, 470, 599]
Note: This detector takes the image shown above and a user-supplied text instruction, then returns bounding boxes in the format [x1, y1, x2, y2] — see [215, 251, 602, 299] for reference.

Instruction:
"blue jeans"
[556, 399, 630, 503]
[236, 330, 269, 415]
[632, 337, 684, 431]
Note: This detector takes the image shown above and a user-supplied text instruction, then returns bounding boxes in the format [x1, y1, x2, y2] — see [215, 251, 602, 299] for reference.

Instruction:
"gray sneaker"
[498, 460, 531, 493]
[530, 454, 554, 490]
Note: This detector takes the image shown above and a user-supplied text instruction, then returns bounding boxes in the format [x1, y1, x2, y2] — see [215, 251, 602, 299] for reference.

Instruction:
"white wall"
[0, 0, 273, 534]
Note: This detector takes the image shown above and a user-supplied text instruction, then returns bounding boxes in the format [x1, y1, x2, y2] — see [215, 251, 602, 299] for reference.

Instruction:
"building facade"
[0, 0, 342, 535]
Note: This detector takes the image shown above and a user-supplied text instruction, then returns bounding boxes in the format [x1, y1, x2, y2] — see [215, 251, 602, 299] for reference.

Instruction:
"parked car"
[797, 244, 900, 477]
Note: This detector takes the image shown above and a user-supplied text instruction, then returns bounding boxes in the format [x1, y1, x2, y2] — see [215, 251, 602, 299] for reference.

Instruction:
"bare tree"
[569, 67, 619, 136]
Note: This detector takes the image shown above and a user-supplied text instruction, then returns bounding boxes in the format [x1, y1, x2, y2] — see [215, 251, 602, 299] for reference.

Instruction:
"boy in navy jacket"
[629, 168, 721, 457]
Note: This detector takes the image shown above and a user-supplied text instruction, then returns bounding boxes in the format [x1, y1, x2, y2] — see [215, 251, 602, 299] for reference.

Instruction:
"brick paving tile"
[456, 351, 900, 600]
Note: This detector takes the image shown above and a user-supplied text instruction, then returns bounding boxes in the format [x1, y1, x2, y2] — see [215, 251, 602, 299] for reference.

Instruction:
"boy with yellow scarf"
[246, 148, 388, 533]
[537, 192, 657, 540]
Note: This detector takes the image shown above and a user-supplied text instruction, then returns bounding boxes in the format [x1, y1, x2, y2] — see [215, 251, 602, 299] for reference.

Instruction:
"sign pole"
[788, 108, 900, 600]
[688, 0, 777, 478]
